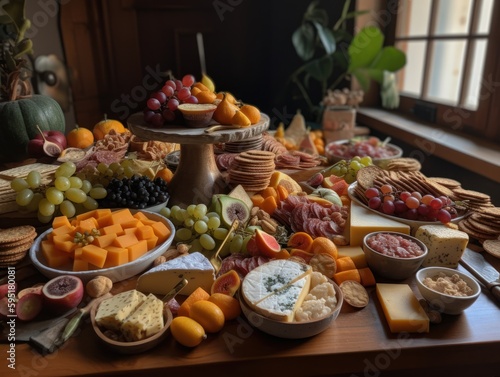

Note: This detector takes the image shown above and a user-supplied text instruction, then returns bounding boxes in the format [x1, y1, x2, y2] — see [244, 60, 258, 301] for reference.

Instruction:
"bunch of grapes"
[11, 162, 106, 223]
[159, 204, 251, 255]
[363, 184, 459, 224]
[326, 156, 373, 184]
[143, 74, 197, 127]
[77, 161, 138, 186]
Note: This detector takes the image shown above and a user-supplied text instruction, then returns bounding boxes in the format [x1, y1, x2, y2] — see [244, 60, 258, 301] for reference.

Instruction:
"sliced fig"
[218, 196, 250, 228]
[254, 229, 282, 258]
[17, 284, 44, 299]
[211, 270, 241, 297]
[42, 275, 84, 314]
[16, 293, 43, 321]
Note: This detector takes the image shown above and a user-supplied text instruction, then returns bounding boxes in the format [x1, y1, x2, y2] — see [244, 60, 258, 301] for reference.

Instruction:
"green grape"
[69, 176, 83, 189]
[175, 228, 193, 241]
[349, 160, 362, 172]
[184, 218, 195, 228]
[186, 204, 196, 216]
[26, 171, 42, 189]
[331, 165, 342, 177]
[89, 187, 107, 200]
[109, 162, 121, 172]
[206, 212, 219, 218]
[26, 192, 43, 212]
[54, 176, 71, 191]
[360, 156, 372, 166]
[83, 196, 99, 210]
[207, 216, 220, 230]
[60, 200, 76, 218]
[10, 178, 29, 192]
[97, 163, 108, 174]
[242, 235, 253, 254]
[55, 162, 76, 178]
[344, 170, 357, 184]
[123, 166, 135, 178]
[160, 207, 171, 218]
[189, 238, 203, 253]
[199, 233, 215, 250]
[170, 205, 181, 218]
[193, 204, 207, 219]
[115, 167, 125, 177]
[351, 156, 361, 162]
[37, 211, 53, 224]
[194, 220, 208, 234]
[174, 208, 187, 222]
[213, 227, 228, 240]
[46, 187, 64, 205]
[65, 188, 87, 203]
[38, 198, 55, 216]
[105, 169, 114, 177]
[16, 188, 34, 206]
[81, 180, 92, 194]
[229, 234, 243, 253]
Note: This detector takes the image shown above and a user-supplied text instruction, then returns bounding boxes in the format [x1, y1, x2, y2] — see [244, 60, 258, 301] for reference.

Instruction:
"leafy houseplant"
[290, 0, 406, 120]
[0, 0, 65, 162]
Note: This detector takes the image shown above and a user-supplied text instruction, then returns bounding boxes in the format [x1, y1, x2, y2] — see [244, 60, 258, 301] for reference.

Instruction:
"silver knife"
[460, 248, 500, 303]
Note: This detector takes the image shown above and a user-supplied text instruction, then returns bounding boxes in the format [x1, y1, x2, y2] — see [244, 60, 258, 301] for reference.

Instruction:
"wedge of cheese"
[350, 201, 411, 246]
[376, 283, 429, 333]
[337, 246, 367, 268]
[121, 293, 164, 341]
[136, 252, 215, 296]
[95, 290, 146, 331]
[242, 259, 312, 322]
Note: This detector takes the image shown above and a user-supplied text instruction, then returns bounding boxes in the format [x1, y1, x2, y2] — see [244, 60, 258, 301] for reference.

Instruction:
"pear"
[201, 74, 215, 92]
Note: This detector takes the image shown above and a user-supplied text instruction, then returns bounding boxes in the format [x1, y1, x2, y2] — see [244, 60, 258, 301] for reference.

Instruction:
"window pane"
[476, 0, 494, 34]
[464, 40, 488, 109]
[426, 40, 467, 104]
[396, 0, 432, 37]
[434, 0, 473, 35]
[396, 41, 427, 97]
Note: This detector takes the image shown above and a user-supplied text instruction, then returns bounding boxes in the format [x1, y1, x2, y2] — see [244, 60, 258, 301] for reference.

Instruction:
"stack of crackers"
[228, 150, 276, 192]
[386, 157, 422, 172]
[458, 207, 500, 245]
[0, 225, 37, 267]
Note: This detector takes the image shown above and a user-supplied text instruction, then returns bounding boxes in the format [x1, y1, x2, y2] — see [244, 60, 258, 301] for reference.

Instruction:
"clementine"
[93, 115, 126, 140]
[240, 104, 261, 124]
[66, 125, 94, 149]
[310, 236, 338, 259]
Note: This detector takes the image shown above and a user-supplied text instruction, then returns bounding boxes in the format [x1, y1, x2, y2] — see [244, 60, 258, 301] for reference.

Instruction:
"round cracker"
[0, 233, 36, 248]
[483, 239, 500, 259]
[0, 226, 36, 244]
[339, 280, 369, 308]
[0, 241, 34, 256]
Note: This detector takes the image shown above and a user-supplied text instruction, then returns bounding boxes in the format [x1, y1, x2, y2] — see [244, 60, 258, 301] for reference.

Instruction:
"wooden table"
[3, 170, 500, 377]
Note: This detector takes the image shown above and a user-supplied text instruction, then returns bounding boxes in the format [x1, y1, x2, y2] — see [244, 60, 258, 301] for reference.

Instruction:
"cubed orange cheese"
[113, 233, 139, 248]
[133, 212, 149, 221]
[82, 244, 108, 268]
[94, 208, 112, 218]
[74, 247, 83, 260]
[73, 258, 89, 272]
[150, 221, 171, 243]
[145, 235, 158, 249]
[51, 224, 76, 237]
[52, 216, 72, 229]
[53, 234, 77, 253]
[123, 228, 137, 235]
[104, 246, 129, 267]
[110, 208, 135, 225]
[96, 214, 114, 228]
[76, 210, 97, 221]
[337, 246, 368, 268]
[41, 240, 71, 268]
[101, 223, 124, 236]
[76, 217, 98, 234]
[335, 256, 356, 272]
[93, 233, 117, 249]
[128, 240, 148, 261]
[136, 225, 155, 240]
[121, 219, 144, 229]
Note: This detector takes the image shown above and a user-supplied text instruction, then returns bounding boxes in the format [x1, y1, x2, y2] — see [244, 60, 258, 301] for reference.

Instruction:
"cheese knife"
[460, 248, 500, 303]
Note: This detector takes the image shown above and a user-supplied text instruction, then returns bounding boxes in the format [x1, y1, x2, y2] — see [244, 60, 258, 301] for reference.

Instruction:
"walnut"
[86, 276, 113, 298]
[153, 255, 167, 266]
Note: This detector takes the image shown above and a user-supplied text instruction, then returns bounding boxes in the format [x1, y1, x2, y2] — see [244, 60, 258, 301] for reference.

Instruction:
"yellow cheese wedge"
[376, 283, 429, 333]
[337, 246, 367, 268]
[349, 201, 411, 246]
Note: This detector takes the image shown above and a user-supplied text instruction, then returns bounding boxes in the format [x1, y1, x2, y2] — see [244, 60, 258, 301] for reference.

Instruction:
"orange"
[193, 82, 211, 92]
[231, 110, 251, 127]
[170, 316, 207, 347]
[216, 91, 237, 104]
[177, 286, 210, 317]
[310, 236, 338, 259]
[287, 231, 314, 252]
[213, 93, 237, 125]
[93, 115, 126, 141]
[240, 104, 261, 124]
[195, 90, 217, 104]
[66, 125, 94, 149]
[155, 167, 174, 183]
[189, 300, 225, 333]
[207, 293, 241, 321]
[191, 86, 202, 96]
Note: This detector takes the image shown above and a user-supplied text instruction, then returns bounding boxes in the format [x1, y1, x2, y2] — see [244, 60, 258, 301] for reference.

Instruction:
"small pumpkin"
[0, 95, 66, 162]
[93, 115, 126, 140]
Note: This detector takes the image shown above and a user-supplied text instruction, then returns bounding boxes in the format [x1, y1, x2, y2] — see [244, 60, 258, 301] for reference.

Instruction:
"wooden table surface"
[3, 169, 500, 377]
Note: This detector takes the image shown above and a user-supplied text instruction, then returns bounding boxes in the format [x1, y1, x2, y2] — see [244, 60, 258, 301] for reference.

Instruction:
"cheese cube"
[121, 293, 164, 341]
[414, 225, 469, 268]
[376, 283, 429, 333]
[136, 252, 215, 296]
[349, 201, 410, 246]
[337, 246, 367, 268]
[95, 290, 146, 331]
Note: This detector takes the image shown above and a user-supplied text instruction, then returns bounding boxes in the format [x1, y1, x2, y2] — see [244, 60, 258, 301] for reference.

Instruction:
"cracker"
[309, 253, 337, 279]
[0, 163, 58, 180]
[427, 177, 461, 189]
[453, 188, 491, 201]
[339, 280, 369, 308]
[0, 242, 33, 256]
[0, 226, 36, 244]
[0, 235, 36, 250]
[483, 239, 500, 259]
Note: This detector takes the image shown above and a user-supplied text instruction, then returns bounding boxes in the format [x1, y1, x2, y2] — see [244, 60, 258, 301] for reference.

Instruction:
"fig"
[216, 195, 250, 228]
[254, 228, 282, 258]
[307, 172, 324, 187]
[211, 270, 241, 297]
[16, 293, 43, 321]
[0, 283, 16, 300]
[42, 275, 84, 314]
[17, 283, 44, 299]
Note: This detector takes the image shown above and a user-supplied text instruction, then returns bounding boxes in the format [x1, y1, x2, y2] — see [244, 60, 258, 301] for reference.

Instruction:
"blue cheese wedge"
[121, 293, 164, 341]
[242, 259, 312, 322]
[136, 252, 215, 296]
[95, 290, 146, 331]
[415, 225, 469, 268]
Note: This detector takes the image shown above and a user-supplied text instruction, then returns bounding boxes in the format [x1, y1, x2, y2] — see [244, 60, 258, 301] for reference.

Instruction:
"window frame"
[383, 0, 500, 142]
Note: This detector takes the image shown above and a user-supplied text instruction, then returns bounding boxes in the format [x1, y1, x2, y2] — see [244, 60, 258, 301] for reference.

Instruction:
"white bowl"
[29, 210, 175, 283]
[363, 231, 428, 281]
[415, 267, 481, 315]
[239, 280, 343, 339]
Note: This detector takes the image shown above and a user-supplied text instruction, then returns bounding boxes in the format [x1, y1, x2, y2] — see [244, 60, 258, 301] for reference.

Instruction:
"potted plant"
[0, 0, 65, 162]
[290, 0, 406, 141]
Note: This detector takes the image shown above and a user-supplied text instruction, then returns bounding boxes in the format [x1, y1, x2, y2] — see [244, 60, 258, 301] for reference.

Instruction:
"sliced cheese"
[376, 283, 429, 333]
[414, 225, 469, 268]
[121, 293, 164, 341]
[337, 246, 368, 268]
[136, 252, 215, 296]
[95, 290, 146, 331]
[349, 201, 410, 246]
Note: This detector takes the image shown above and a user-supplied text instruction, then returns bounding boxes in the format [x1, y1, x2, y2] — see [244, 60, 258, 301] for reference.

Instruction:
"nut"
[249, 216, 259, 226]
[85, 276, 113, 298]
[250, 206, 260, 217]
[153, 255, 167, 266]
[332, 235, 348, 246]
[257, 209, 269, 220]
[260, 219, 277, 234]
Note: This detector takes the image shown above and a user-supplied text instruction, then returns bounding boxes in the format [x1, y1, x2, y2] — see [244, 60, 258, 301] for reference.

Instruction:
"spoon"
[210, 219, 239, 273]
[36, 125, 63, 157]
[381, 136, 391, 147]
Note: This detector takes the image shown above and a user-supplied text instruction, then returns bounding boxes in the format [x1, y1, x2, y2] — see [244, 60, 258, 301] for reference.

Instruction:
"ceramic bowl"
[239, 280, 343, 339]
[90, 299, 172, 354]
[29, 210, 175, 283]
[415, 266, 481, 315]
[178, 103, 217, 127]
[362, 231, 428, 281]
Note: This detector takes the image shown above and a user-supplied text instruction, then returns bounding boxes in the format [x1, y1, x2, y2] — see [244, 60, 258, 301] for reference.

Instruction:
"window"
[388, 0, 500, 141]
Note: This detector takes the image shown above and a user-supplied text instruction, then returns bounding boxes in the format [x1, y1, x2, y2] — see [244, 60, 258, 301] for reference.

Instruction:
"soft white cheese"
[136, 252, 215, 296]
[95, 290, 146, 331]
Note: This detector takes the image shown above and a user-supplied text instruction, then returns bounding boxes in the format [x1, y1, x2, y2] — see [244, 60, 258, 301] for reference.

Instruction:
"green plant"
[290, 0, 406, 118]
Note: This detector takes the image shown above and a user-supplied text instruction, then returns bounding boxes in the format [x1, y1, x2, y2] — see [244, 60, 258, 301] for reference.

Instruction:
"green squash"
[0, 95, 66, 162]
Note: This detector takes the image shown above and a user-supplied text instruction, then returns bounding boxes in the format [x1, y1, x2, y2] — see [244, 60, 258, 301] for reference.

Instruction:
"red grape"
[185, 95, 198, 104]
[411, 191, 422, 201]
[383, 194, 395, 203]
[421, 194, 435, 205]
[182, 74, 195, 87]
[150, 113, 164, 127]
[177, 87, 191, 101]
[429, 198, 443, 210]
[365, 187, 380, 199]
[167, 98, 179, 111]
[394, 200, 408, 214]
[143, 110, 155, 122]
[405, 196, 420, 209]
[399, 191, 411, 201]
[161, 85, 174, 97]
[380, 184, 393, 194]
[147, 98, 161, 111]
[151, 91, 167, 104]
[368, 196, 382, 210]
[437, 209, 452, 223]
[174, 80, 183, 91]
[405, 208, 418, 220]
[382, 200, 395, 215]
[417, 204, 430, 216]
[162, 109, 175, 122]
[165, 80, 176, 89]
